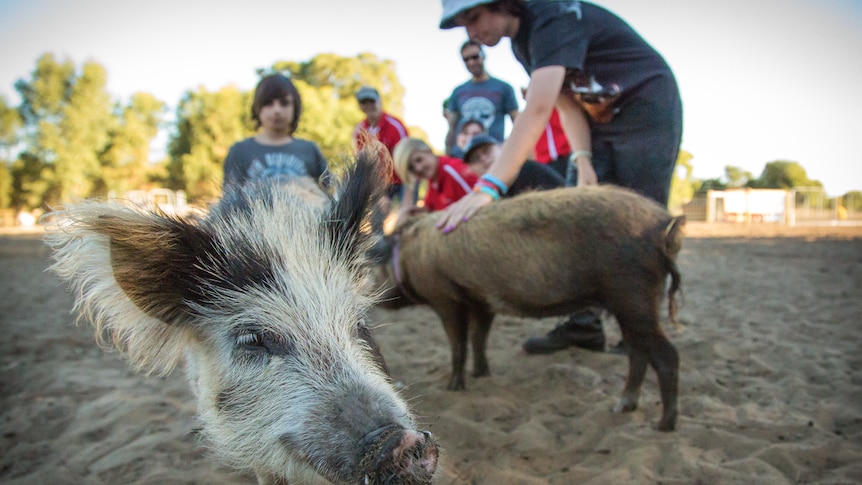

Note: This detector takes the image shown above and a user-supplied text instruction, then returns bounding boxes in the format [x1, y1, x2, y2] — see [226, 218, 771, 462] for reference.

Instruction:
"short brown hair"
[251, 74, 302, 134]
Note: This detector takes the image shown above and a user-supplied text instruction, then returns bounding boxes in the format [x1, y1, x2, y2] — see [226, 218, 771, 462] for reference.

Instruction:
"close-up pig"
[44, 152, 438, 484]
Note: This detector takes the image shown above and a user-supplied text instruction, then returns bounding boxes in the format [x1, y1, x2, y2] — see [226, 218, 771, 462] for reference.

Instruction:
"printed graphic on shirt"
[460, 97, 496, 133]
[246, 153, 310, 183]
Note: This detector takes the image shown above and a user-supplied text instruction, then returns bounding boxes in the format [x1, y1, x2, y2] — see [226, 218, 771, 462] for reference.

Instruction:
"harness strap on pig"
[391, 235, 424, 305]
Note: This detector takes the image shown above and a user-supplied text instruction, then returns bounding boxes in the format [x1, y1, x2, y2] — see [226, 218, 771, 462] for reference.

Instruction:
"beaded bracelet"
[480, 173, 509, 195]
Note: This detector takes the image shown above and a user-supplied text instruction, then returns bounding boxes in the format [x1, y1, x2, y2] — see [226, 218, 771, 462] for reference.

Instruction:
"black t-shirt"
[511, 1, 676, 121]
[507, 161, 565, 197]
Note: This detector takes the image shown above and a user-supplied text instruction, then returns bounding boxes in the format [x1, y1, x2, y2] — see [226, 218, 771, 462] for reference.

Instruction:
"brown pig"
[375, 185, 684, 431]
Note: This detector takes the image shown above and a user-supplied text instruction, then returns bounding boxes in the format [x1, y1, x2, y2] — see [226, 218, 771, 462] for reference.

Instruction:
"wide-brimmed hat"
[463, 134, 500, 162]
[439, 0, 496, 29]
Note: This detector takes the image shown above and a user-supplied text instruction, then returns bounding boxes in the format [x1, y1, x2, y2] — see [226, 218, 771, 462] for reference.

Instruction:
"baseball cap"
[439, 0, 496, 29]
[463, 134, 499, 163]
[355, 86, 380, 102]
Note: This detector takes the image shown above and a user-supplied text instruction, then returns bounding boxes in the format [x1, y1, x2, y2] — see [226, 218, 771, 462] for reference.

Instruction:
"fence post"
[785, 190, 796, 226]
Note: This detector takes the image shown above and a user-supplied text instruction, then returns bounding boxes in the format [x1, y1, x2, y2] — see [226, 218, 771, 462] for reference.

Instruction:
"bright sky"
[1, 0, 861, 195]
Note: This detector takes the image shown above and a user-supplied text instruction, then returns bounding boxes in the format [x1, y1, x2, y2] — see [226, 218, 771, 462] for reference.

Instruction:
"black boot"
[522, 310, 605, 354]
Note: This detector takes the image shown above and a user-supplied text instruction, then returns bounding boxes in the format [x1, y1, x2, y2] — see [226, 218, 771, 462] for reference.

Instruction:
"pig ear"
[327, 145, 388, 261]
[100, 212, 213, 325]
[46, 203, 211, 375]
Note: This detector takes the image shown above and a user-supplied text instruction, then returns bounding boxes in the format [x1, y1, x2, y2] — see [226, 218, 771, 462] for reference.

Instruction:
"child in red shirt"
[392, 137, 478, 222]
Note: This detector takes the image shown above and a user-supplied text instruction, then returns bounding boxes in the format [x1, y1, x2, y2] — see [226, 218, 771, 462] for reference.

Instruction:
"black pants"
[563, 75, 682, 332]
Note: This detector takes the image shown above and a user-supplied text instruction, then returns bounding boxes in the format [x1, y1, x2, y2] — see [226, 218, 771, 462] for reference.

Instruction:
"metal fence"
[680, 189, 862, 225]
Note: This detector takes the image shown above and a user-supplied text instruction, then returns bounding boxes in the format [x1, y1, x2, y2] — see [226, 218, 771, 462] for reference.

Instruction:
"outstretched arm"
[436, 66, 566, 232]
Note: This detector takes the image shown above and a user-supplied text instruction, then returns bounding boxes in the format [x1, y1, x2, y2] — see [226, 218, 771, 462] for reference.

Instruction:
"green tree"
[14, 53, 74, 206]
[694, 177, 727, 194]
[0, 95, 22, 209]
[668, 149, 694, 212]
[166, 85, 252, 202]
[14, 54, 114, 206]
[754, 160, 822, 189]
[10, 152, 49, 210]
[97, 92, 166, 196]
[55, 61, 114, 200]
[841, 190, 862, 211]
[725, 165, 755, 188]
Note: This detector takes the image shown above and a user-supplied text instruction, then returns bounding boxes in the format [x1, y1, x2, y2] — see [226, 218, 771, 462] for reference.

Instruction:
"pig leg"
[647, 335, 679, 431]
[469, 306, 494, 378]
[434, 303, 470, 391]
[613, 307, 679, 431]
[614, 342, 649, 414]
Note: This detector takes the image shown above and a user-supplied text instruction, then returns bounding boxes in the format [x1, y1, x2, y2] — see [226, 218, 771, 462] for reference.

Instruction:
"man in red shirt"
[353, 85, 410, 235]
[352, 86, 409, 198]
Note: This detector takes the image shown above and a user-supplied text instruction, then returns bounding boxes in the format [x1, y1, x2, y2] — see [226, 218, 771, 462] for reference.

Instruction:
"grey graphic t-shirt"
[223, 137, 330, 189]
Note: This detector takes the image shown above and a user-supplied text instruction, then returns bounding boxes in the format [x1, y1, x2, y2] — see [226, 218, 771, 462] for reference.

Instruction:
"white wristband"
[569, 150, 593, 164]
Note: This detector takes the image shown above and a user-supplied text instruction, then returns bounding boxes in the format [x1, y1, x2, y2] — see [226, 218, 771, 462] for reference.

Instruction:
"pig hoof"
[471, 368, 490, 378]
[657, 413, 677, 432]
[447, 376, 465, 391]
[613, 398, 638, 414]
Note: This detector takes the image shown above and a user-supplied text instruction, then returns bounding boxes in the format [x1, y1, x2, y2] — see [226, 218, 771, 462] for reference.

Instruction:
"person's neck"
[472, 72, 490, 83]
[367, 114, 382, 126]
[255, 130, 292, 145]
[505, 16, 521, 38]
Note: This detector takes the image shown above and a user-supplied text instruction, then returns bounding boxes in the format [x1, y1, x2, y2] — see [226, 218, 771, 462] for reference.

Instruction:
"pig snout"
[356, 424, 438, 484]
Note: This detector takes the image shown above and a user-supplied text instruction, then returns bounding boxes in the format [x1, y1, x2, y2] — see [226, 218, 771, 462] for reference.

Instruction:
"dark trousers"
[563, 75, 683, 332]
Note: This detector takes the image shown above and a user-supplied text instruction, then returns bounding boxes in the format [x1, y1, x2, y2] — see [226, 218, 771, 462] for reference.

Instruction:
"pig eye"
[236, 331, 264, 348]
[234, 329, 294, 358]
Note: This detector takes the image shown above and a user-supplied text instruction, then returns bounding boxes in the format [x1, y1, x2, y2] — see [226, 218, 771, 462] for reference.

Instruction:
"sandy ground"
[1, 222, 861, 484]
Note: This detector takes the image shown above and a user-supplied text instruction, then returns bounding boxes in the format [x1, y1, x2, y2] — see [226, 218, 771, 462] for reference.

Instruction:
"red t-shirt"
[534, 109, 571, 163]
[353, 112, 409, 185]
[423, 156, 479, 211]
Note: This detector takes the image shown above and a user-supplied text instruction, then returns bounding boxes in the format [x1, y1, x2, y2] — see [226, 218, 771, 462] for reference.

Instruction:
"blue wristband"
[475, 184, 501, 201]
[480, 174, 509, 195]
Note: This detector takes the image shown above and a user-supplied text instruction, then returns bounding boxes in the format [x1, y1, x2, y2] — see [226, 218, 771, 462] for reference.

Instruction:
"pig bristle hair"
[45, 202, 193, 376]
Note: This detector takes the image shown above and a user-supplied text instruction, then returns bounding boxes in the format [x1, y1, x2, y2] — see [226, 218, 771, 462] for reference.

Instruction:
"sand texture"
[1, 222, 861, 484]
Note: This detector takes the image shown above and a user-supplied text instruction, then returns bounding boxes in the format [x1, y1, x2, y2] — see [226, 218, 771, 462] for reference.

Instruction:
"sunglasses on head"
[462, 54, 482, 62]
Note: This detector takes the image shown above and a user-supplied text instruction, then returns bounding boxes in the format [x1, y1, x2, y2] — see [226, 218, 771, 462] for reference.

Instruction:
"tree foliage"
[0, 95, 22, 209]
[5, 51, 854, 218]
[753, 160, 822, 190]
[668, 149, 694, 211]
[97, 92, 167, 196]
[166, 85, 252, 202]
[14, 54, 115, 205]
[724, 165, 755, 188]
